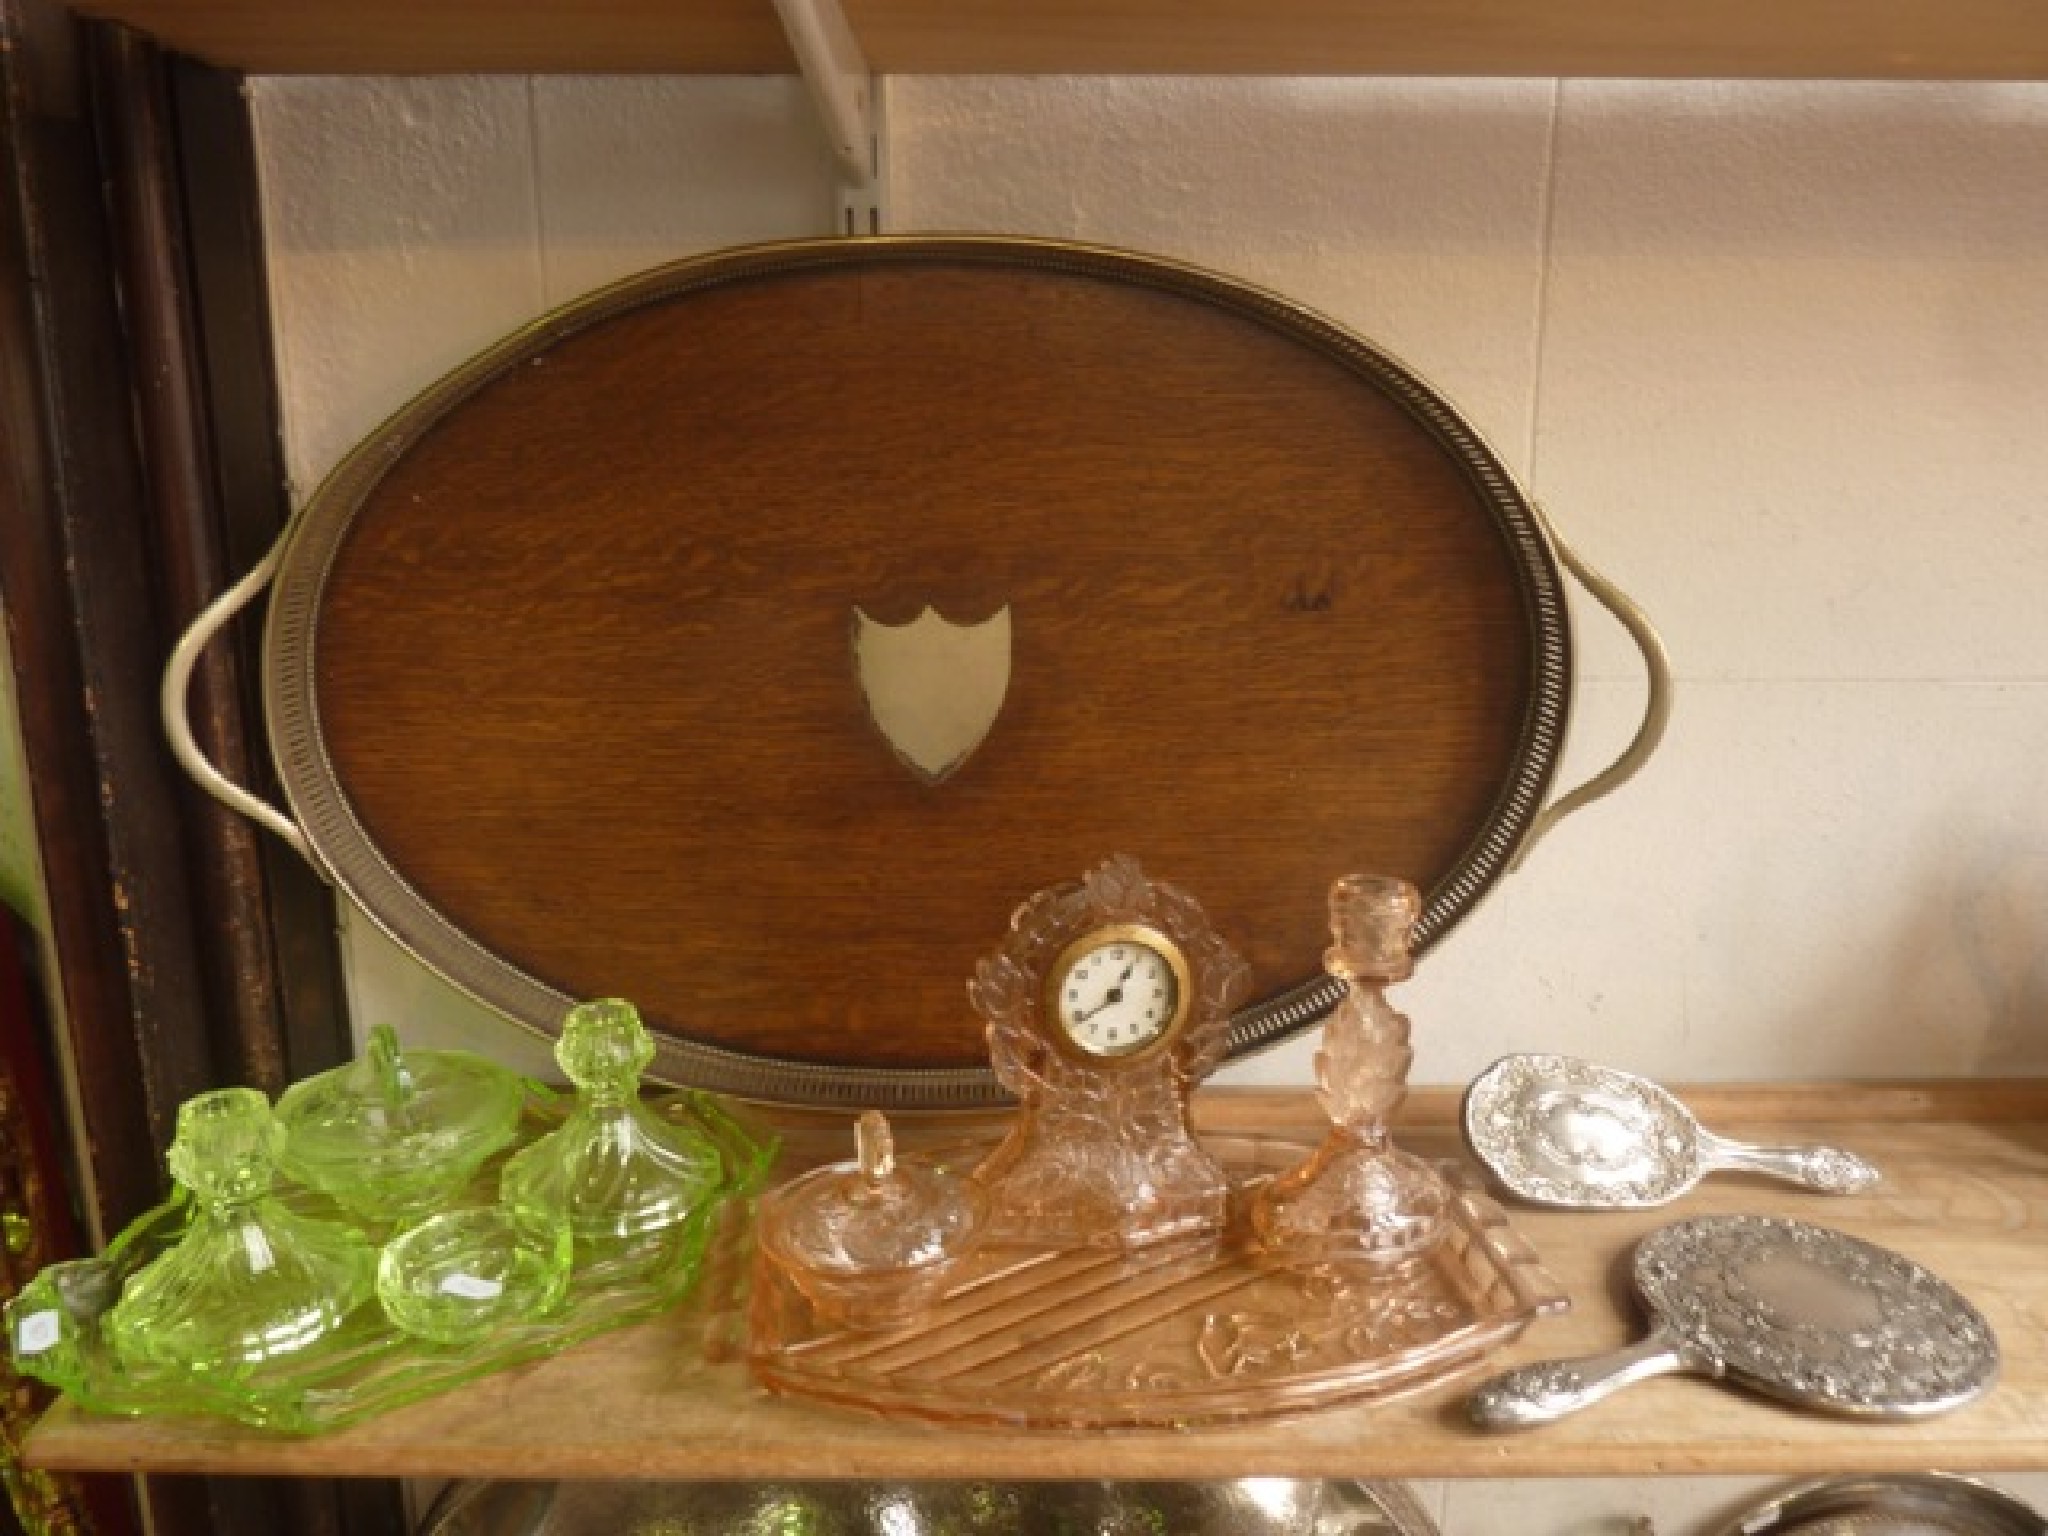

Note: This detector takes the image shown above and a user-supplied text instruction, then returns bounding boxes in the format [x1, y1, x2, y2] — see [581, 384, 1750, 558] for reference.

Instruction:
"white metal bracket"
[837, 77, 889, 237]
[770, 0, 888, 235]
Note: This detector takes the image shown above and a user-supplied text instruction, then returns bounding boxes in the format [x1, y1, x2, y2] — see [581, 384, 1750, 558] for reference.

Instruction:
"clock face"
[1048, 925, 1189, 1060]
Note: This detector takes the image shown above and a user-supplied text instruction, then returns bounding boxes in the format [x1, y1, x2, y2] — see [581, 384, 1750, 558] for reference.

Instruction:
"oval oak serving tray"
[168, 237, 1666, 1108]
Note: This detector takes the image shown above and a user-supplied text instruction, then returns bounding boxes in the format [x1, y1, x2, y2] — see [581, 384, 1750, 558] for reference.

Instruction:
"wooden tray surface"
[267, 237, 1569, 1105]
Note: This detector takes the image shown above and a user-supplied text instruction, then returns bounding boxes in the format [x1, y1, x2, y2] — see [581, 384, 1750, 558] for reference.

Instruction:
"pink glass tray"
[748, 1128, 1565, 1430]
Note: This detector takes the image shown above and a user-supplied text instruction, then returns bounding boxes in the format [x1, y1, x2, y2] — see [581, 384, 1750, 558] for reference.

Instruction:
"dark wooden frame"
[0, 2, 398, 1530]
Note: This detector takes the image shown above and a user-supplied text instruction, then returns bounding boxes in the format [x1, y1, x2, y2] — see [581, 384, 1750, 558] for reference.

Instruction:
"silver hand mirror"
[1467, 1214, 1998, 1429]
[1463, 1053, 1879, 1209]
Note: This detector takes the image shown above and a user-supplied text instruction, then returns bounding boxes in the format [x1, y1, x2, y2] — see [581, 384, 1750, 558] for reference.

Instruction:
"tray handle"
[1513, 507, 1673, 869]
[161, 520, 316, 866]
[165, 504, 1667, 880]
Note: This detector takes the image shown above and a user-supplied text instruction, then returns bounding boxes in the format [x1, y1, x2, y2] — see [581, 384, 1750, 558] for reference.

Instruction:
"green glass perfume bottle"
[500, 1000, 723, 1280]
[104, 1088, 377, 1378]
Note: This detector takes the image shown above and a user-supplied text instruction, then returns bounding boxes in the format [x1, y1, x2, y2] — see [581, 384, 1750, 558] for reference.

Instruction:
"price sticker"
[437, 1272, 503, 1302]
[14, 1309, 60, 1356]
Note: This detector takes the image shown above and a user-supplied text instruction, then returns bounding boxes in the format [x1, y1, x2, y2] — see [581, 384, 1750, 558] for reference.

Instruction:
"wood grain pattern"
[64, 0, 2048, 79]
[845, 0, 2048, 78]
[0, 0, 216, 1228]
[93, 24, 288, 1097]
[304, 248, 1546, 1077]
[27, 1090, 2048, 1480]
[70, 0, 797, 74]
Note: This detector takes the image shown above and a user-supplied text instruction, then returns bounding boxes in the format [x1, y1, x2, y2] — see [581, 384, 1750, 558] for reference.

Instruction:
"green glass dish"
[278, 1023, 526, 1221]
[378, 1206, 573, 1346]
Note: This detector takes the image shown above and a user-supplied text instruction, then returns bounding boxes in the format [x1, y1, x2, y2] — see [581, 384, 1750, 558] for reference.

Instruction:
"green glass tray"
[6, 1088, 772, 1435]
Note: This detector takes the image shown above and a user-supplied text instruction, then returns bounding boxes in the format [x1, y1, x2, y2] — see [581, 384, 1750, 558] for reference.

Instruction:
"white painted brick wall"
[246, 75, 2048, 1531]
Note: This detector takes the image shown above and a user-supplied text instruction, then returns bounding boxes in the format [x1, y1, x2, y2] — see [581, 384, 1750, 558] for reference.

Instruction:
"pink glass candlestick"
[1251, 874, 1449, 1265]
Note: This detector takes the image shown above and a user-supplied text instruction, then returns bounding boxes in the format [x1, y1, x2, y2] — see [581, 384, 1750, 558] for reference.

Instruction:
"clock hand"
[1072, 961, 1140, 1023]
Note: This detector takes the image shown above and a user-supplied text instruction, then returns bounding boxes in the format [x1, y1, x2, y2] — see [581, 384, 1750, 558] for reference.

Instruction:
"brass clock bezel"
[1042, 922, 1193, 1067]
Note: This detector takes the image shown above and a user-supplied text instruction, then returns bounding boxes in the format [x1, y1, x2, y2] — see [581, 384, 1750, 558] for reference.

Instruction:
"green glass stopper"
[553, 998, 656, 1104]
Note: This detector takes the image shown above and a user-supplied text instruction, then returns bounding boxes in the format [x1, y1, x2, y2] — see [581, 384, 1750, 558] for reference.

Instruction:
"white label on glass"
[438, 1272, 503, 1302]
[15, 1309, 60, 1356]
[240, 1222, 276, 1274]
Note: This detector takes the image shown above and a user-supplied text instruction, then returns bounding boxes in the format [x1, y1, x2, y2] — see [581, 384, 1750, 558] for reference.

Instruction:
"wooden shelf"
[25, 1084, 2048, 1482]
[66, 0, 2048, 79]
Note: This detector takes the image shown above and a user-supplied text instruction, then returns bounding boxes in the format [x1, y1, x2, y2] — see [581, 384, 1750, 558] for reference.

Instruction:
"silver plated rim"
[264, 235, 1572, 1108]
[417, 1477, 1435, 1536]
[1710, 1473, 2046, 1536]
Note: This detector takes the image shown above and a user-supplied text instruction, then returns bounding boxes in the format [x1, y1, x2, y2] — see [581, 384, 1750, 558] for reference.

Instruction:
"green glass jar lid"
[277, 1024, 526, 1221]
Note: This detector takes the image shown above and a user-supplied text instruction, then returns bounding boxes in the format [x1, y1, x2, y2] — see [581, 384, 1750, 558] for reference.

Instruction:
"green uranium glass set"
[3, 1001, 773, 1432]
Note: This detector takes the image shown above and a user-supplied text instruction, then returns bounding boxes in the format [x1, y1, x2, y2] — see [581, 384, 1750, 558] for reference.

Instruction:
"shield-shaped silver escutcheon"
[852, 604, 1013, 785]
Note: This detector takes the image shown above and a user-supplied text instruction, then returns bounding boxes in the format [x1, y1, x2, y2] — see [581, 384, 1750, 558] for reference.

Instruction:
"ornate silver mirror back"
[1464, 1054, 1879, 1209]
[1639, 1215, 1996, 1415]
[1469, 1214, 1997, 1429]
